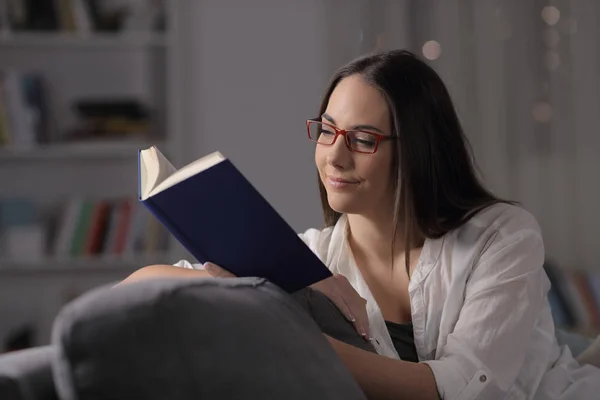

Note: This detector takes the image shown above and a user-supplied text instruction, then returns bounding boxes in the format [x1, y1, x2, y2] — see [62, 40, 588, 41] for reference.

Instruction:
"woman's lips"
[326, 176, 359, 189]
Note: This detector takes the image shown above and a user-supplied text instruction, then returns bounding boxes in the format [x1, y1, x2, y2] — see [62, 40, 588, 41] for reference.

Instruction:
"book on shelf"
[545, 261, 600, 334]
[0, 196, 168, 268]
[0, 68, 155, 150]
[0, 197, 44, 263]
[0, 70, 51, 149]
[2, 0, 165, 36]
[71, 98, 152, 139]
[52, 196, 169, 260]
[138, 146, 332, 293]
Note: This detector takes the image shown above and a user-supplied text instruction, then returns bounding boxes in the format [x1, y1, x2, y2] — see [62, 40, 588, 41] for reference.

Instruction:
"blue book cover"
[138, 146, 332, 293]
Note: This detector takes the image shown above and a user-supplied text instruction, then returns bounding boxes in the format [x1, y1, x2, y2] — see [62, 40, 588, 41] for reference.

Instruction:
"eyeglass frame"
[306, 118, 397, 154]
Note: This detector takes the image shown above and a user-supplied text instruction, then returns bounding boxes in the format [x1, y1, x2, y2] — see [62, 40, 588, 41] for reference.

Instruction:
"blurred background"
[0, 0, 599, 350]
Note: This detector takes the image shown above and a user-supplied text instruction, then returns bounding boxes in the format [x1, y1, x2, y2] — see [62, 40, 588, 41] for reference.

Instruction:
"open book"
[138, 146, 332, 293]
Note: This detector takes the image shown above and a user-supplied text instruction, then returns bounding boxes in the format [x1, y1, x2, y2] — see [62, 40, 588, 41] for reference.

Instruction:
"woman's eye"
[356, 139, 376, 148]
[348, 132, 378, 151]
[320, 129, 335, 136]
[353, 134, 376, 144]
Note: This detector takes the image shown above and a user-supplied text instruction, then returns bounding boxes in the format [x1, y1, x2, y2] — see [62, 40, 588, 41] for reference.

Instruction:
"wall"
[176, 0, 336, 233]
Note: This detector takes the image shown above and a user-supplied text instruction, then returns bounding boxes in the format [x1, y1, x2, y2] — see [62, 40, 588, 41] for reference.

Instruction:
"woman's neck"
[346, 213, 404, 267]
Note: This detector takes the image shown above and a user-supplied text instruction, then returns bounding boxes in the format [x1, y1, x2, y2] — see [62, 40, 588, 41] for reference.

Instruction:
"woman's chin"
[327, 198, 361, 215]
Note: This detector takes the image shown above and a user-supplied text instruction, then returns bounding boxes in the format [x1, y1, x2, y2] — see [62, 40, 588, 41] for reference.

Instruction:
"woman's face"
[315, 74, 395, 218]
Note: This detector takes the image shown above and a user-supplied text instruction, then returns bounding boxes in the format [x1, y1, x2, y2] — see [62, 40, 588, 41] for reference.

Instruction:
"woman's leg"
[292, 288, 377, 354]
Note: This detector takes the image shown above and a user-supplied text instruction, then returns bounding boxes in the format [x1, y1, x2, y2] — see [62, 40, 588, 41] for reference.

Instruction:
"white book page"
[139, 146, 177, 200]
[142, 150, 226, 199]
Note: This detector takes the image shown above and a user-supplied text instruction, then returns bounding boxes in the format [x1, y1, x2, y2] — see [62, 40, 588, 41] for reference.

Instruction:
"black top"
[385, 321, 419, 362]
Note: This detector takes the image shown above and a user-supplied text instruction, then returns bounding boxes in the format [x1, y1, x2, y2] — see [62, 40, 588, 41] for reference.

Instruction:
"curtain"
[346, 0, 600, 271]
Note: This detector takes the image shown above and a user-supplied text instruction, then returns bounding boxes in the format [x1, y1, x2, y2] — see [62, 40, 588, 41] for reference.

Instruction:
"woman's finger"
[330, 288, 356, 323]
[204, 262, 236, 278]
[313, 279, 352, 320]
[339, 292, 367, 339]
[334, 275, 371, 340]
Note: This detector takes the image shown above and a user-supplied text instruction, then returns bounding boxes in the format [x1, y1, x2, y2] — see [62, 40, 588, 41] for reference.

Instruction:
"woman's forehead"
[326, 75, 390, 129]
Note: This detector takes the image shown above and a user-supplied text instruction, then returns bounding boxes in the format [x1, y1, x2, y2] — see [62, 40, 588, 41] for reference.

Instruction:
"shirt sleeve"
[173, 259, 205, 270]
[298, 227, 332, 266]
[422, 225, 547, 400]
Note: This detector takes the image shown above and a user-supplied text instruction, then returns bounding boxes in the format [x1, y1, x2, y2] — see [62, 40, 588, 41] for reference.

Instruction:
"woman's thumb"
[203, 262, 235, 278]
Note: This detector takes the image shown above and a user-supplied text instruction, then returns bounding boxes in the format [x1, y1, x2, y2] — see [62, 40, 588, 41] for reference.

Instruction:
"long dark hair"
[317, 49, 513, 275]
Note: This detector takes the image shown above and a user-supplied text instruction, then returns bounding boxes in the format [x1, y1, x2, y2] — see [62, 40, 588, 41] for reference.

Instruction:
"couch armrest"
[51, 277, 366, 400]
[0, 346, 58, 400]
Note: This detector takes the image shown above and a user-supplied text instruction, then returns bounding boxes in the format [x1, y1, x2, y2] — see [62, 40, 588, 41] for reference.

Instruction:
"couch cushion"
[51, 277, 367, 400]
[0, 346, 58, 400]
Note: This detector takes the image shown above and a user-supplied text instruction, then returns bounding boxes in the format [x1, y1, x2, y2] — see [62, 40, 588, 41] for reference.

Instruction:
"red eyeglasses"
[306, 119, 396, 154]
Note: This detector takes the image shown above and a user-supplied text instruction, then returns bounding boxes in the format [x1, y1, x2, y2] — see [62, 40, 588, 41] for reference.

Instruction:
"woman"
[123, 50, 600, 399]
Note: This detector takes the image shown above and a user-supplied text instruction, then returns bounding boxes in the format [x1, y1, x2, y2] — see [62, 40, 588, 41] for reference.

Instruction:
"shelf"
[0, 140, 164, 162]
[0, 32, 168, 48]
[0, 253, 173, 274]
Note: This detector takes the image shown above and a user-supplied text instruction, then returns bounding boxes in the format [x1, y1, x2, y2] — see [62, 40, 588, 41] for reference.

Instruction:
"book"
[138, 146, 332, 293]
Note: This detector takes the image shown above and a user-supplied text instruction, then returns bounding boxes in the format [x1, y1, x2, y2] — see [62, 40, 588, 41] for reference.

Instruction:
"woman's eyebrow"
[352, 124, 385, 134]
[321, 113, 336, 124]
[321, 113, 385, 134]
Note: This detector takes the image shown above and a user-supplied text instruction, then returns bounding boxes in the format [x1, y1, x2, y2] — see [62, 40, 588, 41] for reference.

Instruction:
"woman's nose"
[326, 134, 353, 169]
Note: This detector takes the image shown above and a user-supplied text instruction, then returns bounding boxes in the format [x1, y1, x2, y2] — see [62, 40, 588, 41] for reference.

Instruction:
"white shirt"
[176, 203, 600, 399]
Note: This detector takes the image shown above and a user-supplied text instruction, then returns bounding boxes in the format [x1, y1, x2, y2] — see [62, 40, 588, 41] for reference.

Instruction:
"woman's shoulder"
[443, 203, 544, 269]
[466, 202, 542, 237]
[442, 202, 544, 265]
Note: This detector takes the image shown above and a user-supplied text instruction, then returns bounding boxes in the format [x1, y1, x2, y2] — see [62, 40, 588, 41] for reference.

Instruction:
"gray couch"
[0, 277, 368, 400]
[3, 276, 599, 400]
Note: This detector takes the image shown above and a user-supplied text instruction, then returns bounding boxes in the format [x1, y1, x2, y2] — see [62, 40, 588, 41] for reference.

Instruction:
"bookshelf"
[0, 32, 168, 48]
[0, 1, 187, 346]
[0, 139, 164, 161]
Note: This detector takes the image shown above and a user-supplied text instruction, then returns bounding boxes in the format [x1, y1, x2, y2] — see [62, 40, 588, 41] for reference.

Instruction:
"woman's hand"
[204, 262, 236, 278]
[204, 263, 370, 340]
[310, 274, 371, 341]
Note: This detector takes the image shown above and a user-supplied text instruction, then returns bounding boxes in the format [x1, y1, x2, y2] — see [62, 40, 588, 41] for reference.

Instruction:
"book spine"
[140, 198, 208, 264]
[137, 149, 142, 200]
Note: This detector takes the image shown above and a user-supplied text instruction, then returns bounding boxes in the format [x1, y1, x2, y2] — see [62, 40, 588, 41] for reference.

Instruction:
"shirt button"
[479, 375, 487, 383]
